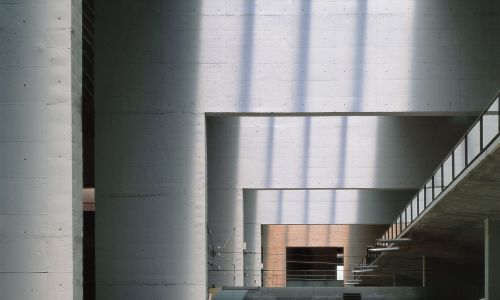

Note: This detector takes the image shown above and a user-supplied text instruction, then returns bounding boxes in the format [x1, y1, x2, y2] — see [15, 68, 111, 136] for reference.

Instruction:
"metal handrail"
[360, 90, 500, 265]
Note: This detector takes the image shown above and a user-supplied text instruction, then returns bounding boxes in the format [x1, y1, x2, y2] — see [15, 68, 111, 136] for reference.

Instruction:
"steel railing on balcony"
[357, 90, 500, 271]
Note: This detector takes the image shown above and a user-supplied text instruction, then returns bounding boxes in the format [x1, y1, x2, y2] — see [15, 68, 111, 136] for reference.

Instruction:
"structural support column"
[95, 1, 207, 299]
[243, 222, 262, 287]
[95, 114, 206, 299]
[0, 1, 82, 299]
[485, 219, 500, 300]
[422, 256, 426, 287]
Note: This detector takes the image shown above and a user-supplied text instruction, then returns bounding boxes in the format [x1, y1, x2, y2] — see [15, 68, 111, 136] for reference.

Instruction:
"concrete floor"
[214, 287, 482, 300]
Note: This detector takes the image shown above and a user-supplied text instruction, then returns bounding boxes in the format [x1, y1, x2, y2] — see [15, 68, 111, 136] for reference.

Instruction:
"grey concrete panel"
[0, 178, 49, 213]
[0, 273, 48, 300]
[92, 0, 500, 115]
[0, 0, 82, 299]
[196, 0, 500, 114]
[0, 240, 48, 272]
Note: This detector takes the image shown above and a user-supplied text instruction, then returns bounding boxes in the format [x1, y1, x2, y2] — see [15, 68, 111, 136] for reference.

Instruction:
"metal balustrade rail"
[355, 90, 500, 276]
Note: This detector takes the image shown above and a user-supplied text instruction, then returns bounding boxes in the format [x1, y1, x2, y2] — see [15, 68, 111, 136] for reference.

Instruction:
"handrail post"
[411, 199, 414, 222]
[452, 151, 455, 179]
[401, 212, 404, 232]
[431, 176, 434, 205]
[441, 163, 444, 192]
[465, 135, 468, 166]
[417, 193, 420, 216]
[403, 208, 408, 229]
[424, 185, 427, 212]
[480, 116, 484, 150]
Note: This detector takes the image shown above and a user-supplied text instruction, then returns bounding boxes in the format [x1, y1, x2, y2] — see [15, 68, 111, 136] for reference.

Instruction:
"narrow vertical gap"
[82, 0, 95, 189]
[82, 0, 95, 299]
[83, 211, 95, 300]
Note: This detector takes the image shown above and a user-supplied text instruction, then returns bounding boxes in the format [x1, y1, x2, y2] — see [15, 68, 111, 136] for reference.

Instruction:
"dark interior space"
[286, 247, 343, 286]
[83, 212, 96, 300]
[82, 0, 94, 189]
[82, 0, 95, 299]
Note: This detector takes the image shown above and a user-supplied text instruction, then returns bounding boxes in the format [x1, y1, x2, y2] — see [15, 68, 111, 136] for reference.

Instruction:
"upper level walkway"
[355, 91, 500, 286]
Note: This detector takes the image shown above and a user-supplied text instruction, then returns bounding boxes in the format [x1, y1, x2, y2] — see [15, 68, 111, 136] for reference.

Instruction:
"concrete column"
[0, 1, 82, 300]
[243, 222, 262, 287]
[95, 1, 207, 300]
[485, 219, 500, 300]
[95, 114, 206, 300]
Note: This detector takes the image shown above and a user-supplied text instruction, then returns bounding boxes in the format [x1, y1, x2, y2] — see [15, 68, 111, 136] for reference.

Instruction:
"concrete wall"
[196, 0, 500, 114]
[94, 0, 500, 299]
[0, 1, 82, 300]
[207, 116, 473, 287]
[94, 0, 500, 115]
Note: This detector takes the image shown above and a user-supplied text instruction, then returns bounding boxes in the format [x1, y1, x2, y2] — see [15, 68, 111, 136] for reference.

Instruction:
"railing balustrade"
[358, 91, 500, 270]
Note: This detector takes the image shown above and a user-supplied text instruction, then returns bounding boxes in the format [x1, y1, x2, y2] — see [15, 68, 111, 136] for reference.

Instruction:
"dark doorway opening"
[286, 247, 344, 287]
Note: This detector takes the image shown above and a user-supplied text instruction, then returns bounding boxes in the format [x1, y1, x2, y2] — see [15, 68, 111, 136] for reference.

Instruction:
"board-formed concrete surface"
[94, 0, 500, 299]
[0, 1, 83, 299]
[0, 0, 498, 299]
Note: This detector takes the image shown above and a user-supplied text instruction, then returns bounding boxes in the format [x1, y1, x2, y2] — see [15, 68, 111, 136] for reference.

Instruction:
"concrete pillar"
[243, 222, 262, 287]
[95, 114, 206, 300]
[94, 1, 207, 300]
[0, 1, 82, 300]
[485, 219, 500, 300]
